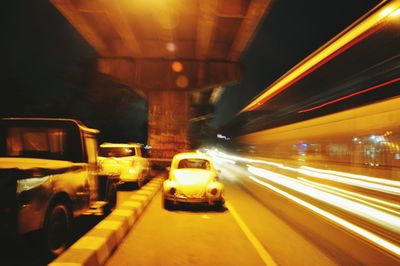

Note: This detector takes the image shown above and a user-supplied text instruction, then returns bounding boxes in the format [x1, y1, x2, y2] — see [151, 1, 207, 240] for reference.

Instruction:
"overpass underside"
[51, 0, 272, 158]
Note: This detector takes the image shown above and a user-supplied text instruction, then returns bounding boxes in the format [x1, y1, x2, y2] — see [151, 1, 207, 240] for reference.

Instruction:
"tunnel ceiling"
[51, 0, 271, 61]
[51, 0, 272, 123]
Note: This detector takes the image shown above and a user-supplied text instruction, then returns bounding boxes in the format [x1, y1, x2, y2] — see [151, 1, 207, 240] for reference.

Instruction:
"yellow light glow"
[247, 175, 400, 257]
[176, 75, 189, 88]
[171, 61, 183, 72]
[301, 166, 400, 187]
[298, 168, 400, 195]
[297, 178, 400, 216]
[390, 8, 400, 17]
[248, 165, 400, 233]
[166, 42, 176, 52]
[241, 1, 396, 112]
[380, 6, 395, 17]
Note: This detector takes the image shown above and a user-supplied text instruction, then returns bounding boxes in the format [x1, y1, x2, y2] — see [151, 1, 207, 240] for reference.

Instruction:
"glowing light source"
[241, 1, 394, 112]
[247, 174, 400, 257]
[166, 42, 176, 52]
[176, 75, 189, 88]
[171, 61, 183, 72]
[390, 8, 400, 17]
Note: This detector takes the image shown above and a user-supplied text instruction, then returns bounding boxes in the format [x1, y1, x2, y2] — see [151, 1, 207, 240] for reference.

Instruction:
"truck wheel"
[137, 172, 145, 188]
[105, 182, 117, 215]
[44, 203, 72, 257]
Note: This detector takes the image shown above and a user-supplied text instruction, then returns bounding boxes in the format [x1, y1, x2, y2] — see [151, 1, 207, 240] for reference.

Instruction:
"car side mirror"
[216, 169, 221, 180]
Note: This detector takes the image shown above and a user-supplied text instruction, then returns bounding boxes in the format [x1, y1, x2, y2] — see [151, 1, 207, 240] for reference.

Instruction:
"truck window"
[6, 127, 66, 159]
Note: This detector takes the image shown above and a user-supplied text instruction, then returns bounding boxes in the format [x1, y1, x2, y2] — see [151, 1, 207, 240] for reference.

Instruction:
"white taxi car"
[98, 143, 151, 188]
[162, 152, 224, 209]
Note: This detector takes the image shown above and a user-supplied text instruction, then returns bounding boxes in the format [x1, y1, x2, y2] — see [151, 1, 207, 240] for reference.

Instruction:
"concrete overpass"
[51, 0, 272, 158]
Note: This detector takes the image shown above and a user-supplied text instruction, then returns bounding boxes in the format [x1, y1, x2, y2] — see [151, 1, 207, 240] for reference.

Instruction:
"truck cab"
[0, 118, 117, 257]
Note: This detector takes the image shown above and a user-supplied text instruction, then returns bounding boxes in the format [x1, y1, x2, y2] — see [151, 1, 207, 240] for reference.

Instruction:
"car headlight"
[169, 187, 177, 195]
[164, 180, 177, 195]
[207, 182, 220, 195]
[210, 187, 218, 195]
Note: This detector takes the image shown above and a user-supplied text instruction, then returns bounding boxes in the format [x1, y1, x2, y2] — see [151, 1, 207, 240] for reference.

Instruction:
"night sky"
[2, 0, 382, 143]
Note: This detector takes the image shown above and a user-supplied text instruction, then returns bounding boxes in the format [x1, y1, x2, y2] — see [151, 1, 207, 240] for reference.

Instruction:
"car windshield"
[177, 158, 211, 170]
[99, 147, 136, 157]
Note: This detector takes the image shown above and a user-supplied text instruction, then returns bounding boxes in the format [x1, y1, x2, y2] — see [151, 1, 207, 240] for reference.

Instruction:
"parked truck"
[0, 118, 117, 257]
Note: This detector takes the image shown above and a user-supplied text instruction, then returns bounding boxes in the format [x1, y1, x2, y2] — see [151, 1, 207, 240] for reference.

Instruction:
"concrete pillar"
[147, 90, 190, 158]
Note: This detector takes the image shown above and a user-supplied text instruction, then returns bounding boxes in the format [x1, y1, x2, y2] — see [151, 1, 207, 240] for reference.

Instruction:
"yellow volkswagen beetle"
[162, 152, 224, 209]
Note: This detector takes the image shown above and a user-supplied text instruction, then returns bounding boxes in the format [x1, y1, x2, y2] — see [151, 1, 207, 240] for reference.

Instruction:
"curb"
[49, 177, 164, 266]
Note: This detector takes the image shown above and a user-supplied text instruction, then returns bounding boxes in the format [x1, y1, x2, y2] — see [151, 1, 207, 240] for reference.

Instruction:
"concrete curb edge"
[49, 177, 164, 266]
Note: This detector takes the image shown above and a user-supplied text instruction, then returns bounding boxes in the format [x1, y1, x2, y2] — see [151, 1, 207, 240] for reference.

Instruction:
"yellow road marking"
[226, 201, 277, 266]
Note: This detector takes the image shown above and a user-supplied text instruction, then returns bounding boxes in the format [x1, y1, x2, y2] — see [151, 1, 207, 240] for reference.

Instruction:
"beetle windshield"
[177, 159, 211, 170]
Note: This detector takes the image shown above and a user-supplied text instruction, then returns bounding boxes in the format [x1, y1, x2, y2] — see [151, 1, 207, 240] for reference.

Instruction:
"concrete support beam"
[51, 0, 112, 56]
[147, 90, 190, 158]
[228, 0, 271, 61]
[196, 1, 218, 60]
[97, 58, 240, 93]
[101, 0, 142, 57]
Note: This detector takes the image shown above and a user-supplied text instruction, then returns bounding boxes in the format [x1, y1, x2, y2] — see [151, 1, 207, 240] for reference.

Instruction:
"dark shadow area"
[0, 215, 103, 266]
[165, 203, 228, 213]
[117, 182, 139, 191]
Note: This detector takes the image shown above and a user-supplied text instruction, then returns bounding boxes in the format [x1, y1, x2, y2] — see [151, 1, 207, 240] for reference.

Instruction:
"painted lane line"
[226, 201, 277, 266]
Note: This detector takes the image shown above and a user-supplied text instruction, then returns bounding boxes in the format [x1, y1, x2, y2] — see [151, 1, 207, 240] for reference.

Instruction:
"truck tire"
[44, 203, 72, 257]
[104, 182, 117, 215]
[137, 171, 145, 188]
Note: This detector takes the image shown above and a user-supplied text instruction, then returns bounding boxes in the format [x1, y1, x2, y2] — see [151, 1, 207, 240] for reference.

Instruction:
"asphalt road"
[106, 162, 400, 266]
[106, 178, 337, 266]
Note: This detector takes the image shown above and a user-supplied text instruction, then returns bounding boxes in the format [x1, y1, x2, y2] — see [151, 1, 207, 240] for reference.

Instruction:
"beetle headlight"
[169, 187, 177, 195]
[207, 182, 220, 195]
[164, 180, 177, 195]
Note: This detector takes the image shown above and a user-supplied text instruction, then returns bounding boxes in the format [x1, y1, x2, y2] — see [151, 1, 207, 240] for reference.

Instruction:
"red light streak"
[248, 22, 384, 111]
[298, 77, 400, 113]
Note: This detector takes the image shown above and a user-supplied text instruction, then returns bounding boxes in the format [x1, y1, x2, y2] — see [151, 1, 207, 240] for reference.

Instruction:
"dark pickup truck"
[0, 118, 117, 257]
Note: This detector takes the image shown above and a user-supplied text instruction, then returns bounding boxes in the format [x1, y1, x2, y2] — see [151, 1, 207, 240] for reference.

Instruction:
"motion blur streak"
[300, 166, 400, 187]
[209, 151, 400, 195]
[241, 0, 400, 112]
[298, 168, 400, 195]
[297, 178, 400, 216]
[298, 77, 400, 113]
[246, 175, 400, 257]
[247, 166, 400, 233]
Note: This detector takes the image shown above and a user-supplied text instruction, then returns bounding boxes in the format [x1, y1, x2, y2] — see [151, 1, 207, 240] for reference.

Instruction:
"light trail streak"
[247, 174, 400, 257]
[241, 1, 400, 112]
[301, 166, 400, 187]
[298, 77, 400, 113]
[297, 178, 400, 216]
[209, 151, 400, 255]
[209, 151, 400, 196]
[247, 165, 400, 233]
[298, 168, 400, 196]
[249, 176, 400, 256]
